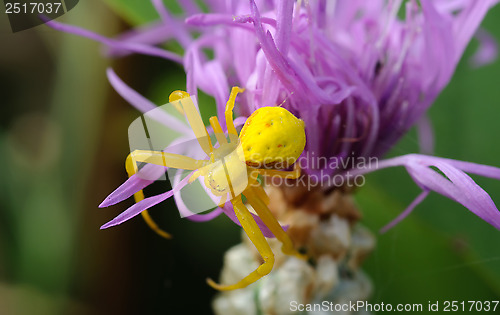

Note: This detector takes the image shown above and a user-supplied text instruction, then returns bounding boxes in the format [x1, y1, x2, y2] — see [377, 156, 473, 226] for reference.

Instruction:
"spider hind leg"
[244, 185, 306, 259]
[207, 196, 274, 291]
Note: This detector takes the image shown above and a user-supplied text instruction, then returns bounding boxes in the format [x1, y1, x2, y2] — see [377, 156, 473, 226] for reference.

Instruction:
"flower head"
[181, 0, 500, 230]
[47, 0, 500, 234]
[185, 0, 499, 173]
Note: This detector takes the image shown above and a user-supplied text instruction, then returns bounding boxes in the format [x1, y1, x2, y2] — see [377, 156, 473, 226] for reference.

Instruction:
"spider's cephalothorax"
[202, 137, 248, 197]
[125, 87, 306, 291]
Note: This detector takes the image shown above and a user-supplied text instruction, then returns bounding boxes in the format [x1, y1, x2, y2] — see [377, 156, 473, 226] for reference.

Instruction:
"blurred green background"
[1, 0, 500, 314]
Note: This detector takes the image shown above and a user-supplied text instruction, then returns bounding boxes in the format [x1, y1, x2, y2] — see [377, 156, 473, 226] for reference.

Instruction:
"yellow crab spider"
[125, 87, 307, 290]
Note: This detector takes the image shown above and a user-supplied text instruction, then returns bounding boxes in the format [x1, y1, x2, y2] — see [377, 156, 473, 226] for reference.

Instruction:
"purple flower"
[185, 0, 498, 164]
[47, 0, 500, 232]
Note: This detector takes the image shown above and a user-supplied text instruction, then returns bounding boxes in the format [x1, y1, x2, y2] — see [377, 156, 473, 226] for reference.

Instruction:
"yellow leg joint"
[207, 196, 274, 290]
[126, 153, 172, 239]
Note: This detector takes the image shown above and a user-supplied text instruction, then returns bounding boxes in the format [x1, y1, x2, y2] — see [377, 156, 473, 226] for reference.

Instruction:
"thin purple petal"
[150, 0, 192, 48]
[106, 68, 191, 134]
[432, 162, 500, 229]
[100, 169, 191, 229]
[99, 174, 155, 208]
[343, 154, 500, 230]
[45, 20, 183, 63]
[274, 0, 294, 55]
[100, 190, 174, 230]
[249, 0, 310, 104]
[471, 28, 498, 67]
[453, 0, 498, 67]
[108, 23, 172, 57]
[380, 190, 430, 233]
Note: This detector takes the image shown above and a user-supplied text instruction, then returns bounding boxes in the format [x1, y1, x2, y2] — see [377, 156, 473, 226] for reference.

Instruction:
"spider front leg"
[225, 86, 245, 138]
[125, 150, 208, 239]
[209, 116, 228, 146]
[207, 195, 274, 291]
[169, 90, 214, 155]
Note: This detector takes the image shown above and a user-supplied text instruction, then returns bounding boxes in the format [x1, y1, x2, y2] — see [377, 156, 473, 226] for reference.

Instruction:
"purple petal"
[108, 23, 172, 57]
[249, 0, 310, 104]
[420, 0, 456, 90]
[99, 174, 155, 208]
[233, 116, 248, 127]
[439, 158, 500, 180]
[380, 190, 430, 233]
[100, 169, 191, 229]
[100, 190, 174, 229]
[151, 0, 170, 22]
[185, 207, 223, 222]
[186, 13, 277, 31]
[99, 159, 173, 208]
[183, 35, 230, 123]
[470, 28, 498, 67]
[274, 0, 294, 55]
[45, 20, 183, 63]
[106, 68, 191, 134]
[150, 0, 192, 48]
[345, 154, 500, 230]
[186, 13, 251, 29]
[453, 0, 498, 67]
[177, 0, 201, 16]
[230, 28, 258, 89]
[432, 162, 500, 229]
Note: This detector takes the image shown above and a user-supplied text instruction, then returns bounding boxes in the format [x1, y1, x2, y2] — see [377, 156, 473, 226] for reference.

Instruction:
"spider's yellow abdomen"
[239, 107, 306, 169]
